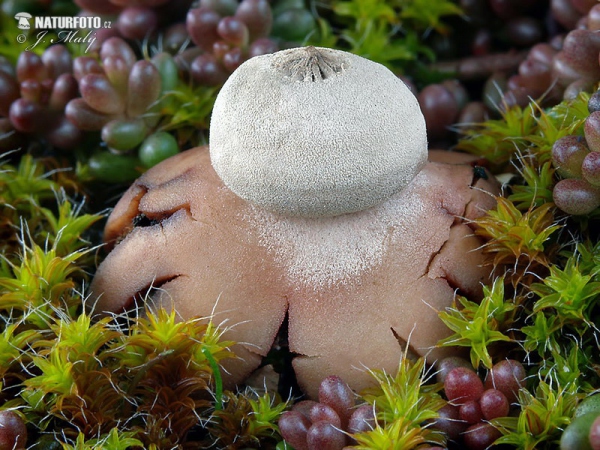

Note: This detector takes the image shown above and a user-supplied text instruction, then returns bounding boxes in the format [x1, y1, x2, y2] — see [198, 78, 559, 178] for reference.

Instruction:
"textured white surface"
[210, 46, 428, 217]
[247, 173, 428, 289]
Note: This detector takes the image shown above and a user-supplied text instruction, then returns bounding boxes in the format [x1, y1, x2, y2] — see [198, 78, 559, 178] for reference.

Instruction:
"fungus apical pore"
[209, 46, 428, 217]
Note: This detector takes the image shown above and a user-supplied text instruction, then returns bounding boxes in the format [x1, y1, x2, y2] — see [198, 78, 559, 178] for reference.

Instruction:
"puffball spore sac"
[209, 46, 428, 218]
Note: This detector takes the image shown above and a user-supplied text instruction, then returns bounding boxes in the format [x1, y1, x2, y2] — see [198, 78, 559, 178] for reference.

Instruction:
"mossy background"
[1, 0, 600, 448]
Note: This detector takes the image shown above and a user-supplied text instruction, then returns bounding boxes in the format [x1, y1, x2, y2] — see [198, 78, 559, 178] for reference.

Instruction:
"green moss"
[309, 0, 462, 70]
[493, 380, 579, 450]
[353, 357, 446, 449]
[208, 389, 289, 448]
[473, 198, 562, 285]
[2, 3, 600, 448]
[435, 90, 600, 448]
[438, 277, 515, 369]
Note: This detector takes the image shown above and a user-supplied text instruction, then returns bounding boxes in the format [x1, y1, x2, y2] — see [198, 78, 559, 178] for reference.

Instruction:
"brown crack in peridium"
[391, 327, 419, 361]
[104, 185, 148, 250]
[105, 156, 205, 250]
[422, 229, 469, 294]
[108, 189, 193, 251]
[133, 202, 193, 229]
[422, 166, 495, 298]
[119, 274, 184, 317]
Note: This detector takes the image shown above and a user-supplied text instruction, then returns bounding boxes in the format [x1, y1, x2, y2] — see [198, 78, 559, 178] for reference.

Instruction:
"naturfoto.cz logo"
[14, 13, 112, 53]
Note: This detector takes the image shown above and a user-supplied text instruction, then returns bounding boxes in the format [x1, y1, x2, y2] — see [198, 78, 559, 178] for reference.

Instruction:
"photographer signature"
[25, 29, 96, 53]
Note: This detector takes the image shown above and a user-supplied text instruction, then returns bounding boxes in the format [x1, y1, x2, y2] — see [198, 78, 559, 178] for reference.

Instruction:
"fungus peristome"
[91, 47, 500, 398]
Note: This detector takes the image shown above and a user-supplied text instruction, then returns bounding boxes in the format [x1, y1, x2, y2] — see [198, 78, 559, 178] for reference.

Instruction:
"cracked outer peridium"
[90, 146, 500, 398]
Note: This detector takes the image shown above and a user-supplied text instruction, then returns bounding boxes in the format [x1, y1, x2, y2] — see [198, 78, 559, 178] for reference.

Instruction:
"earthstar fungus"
[90, 47, 500, 398]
